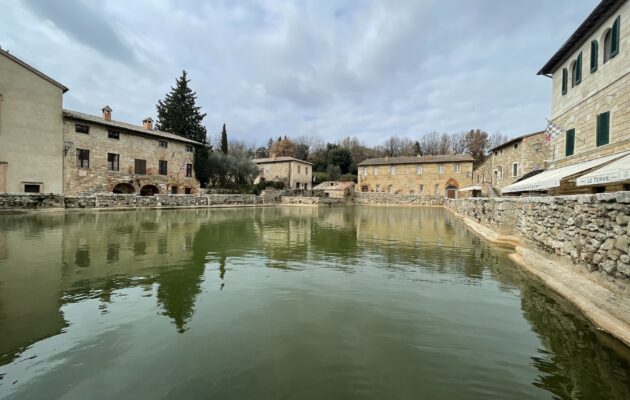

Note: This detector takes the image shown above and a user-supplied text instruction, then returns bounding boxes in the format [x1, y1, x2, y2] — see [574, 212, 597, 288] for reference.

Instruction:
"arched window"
[604, 16, 621, 63]
[571, 52, 582, 87]
[590, 40, 598, 72]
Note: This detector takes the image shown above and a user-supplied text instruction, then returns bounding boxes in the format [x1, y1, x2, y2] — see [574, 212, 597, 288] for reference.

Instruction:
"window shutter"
[590, 41, 598, 72]
[596, 112, 610, 147]
[565, 129, 575, 156]
[611, 16, 620, 56]
[562, 68, 568, 94]
[576, 52, 582, 84]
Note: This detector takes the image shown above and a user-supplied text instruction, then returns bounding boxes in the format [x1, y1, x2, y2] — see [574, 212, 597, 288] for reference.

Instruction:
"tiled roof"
[489, 131, 545, 152]
[0, 48, 69, 92]
[538, 0, 625, 75]
[251, 156, 313, 165]
[313, 181, 355, 190]
[63, 109, 204, 145]
[357, 154, 474, 166]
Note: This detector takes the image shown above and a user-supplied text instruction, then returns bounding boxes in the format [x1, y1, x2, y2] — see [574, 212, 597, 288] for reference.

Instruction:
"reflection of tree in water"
[521, 283, 630, 399]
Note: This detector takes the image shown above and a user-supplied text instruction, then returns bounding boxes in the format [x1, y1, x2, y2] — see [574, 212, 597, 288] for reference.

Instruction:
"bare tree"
[488, 131, 510, 151]
[419, 131, 442, 155]
[450, 132, 468, 154]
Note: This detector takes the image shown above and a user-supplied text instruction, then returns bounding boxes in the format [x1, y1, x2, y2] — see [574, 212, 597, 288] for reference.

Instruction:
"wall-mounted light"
[532, 142, 542, 152]
[63, 141, 73, 155]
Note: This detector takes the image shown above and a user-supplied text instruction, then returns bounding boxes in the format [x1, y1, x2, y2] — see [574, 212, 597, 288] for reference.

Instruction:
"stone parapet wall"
[280, 196, 345, 206]
[0, 193, 261, 210]
[354, 193, 445, 206]
[446, 192, 630, 279]
[0, 193, 65, 209]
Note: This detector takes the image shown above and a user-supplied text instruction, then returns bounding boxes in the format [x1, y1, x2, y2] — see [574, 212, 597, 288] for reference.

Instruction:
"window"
[565, 129, 575, 156]
[434, 184, 439, 194]
[107, 153, 119, 171]
[416, 165, 422, 174]
[171, 186, 178, 194]
[596, 111, 610, 147]
[374, 167, 379, 176]
[604, 16, 620, 63]
[298, 165, 301, 173]
[306, 167, 309, 174]
[419, 184, 424, 193]
[590, 40, 598, 72]
[184, 187, 192, 194]
[513, 143, 519, 149]
[108, 130, 120, 140]
[454, 164, 461, 173]
[76, 149, 90, 168]
[159, 160, 168, 175]
[185, 145, 193, 152]
[512, 163, 518, 177]
[390, 166, 396, 175]
[135, 159, 146, 175]
[185, 163, 193, 177]
[561, 68, 568, 95]
[409, 190, 415, 195]
[571, 52, 582, 87]
[363, 167, 368, 176]
[24, 184, 41, 193]
[438, 164, 444, 173]
[159, 140, 168, 148]
[375, 184, 380, 192]
[388, 185, 393, 193]
[296, 182, 301, 189]
[75, 124, 89, 134]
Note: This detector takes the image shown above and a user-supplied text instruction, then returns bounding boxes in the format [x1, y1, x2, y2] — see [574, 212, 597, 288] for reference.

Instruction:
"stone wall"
[280, 196, 345, 206]
[354, 193, 445, 206]
[446, 192, 630, 279]
[0, 193, 65, 209]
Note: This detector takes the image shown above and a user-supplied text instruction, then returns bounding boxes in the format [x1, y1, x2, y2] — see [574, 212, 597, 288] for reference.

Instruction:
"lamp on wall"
[532, 141, 542, 152]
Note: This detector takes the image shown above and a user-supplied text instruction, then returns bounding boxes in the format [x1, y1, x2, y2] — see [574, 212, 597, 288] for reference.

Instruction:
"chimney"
[143, 117, 153, 130]
[102, 105, 112, 121]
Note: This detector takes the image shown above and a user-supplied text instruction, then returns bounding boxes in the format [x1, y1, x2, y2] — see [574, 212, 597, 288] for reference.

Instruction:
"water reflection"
[0, 207, 628, 399]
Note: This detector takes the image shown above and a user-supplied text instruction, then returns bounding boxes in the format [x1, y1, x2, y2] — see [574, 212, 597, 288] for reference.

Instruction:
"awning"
[501, 151, 630, 194]
[458, 185, 482, 192]
[577, 153, 630, 186]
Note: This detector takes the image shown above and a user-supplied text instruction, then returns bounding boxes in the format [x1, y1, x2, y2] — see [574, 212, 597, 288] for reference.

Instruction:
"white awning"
[458, 185, 482, 192]
[577, 153, 630, 186]
[502, 151, 630, 194]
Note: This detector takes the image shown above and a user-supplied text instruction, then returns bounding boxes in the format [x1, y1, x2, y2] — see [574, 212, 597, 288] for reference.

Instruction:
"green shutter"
[611, 16, 620, 57]
[590, 40, 598, 72]
[575, 52, 582, 85]
[562, 68, 568, 94]
[596, 112, 610, 147]
[565, 129, 575, 156]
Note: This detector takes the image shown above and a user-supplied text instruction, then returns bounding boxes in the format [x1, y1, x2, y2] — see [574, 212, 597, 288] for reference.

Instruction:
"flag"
[544, 119, 563, 143]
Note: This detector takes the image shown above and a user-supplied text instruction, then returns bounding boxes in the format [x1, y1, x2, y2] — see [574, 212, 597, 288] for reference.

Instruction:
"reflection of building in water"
[520, 283, 630, 399]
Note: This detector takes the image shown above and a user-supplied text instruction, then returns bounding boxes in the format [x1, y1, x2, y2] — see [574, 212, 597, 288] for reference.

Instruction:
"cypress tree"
[220, 124, 228, 154]
[155, 71, 207, 144]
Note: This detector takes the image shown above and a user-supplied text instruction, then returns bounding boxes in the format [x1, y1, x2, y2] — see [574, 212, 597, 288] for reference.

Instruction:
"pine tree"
[155, 71, 207, 144]
[220, 124, 228, 154]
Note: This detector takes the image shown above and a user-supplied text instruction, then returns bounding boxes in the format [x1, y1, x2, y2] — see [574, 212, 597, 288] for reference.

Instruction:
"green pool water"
[0, 206, 628, 400]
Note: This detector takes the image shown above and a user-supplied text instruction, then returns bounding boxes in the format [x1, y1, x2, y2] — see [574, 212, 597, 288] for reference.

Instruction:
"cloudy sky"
[1, 0, 597, 146]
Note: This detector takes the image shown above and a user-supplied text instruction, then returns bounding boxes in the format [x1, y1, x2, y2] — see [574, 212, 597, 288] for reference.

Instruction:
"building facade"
[357, 155, 474, 198]
[252, 156, 313, 190]
[541, 0, 629, 171]
[0, 48, 68, 194]
[63, 108, 201, 196]
[474, 131, 548, 195]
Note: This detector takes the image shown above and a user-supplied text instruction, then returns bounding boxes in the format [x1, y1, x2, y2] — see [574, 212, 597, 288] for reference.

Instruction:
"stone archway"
[112, 183, 135, 194]
[445, 178, 459, 199]
[140, 184, 159, 196]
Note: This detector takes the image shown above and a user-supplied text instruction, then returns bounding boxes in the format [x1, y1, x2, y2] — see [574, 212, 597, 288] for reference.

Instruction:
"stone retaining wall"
[1, 193, 260, 210]
[354, 193, 445, 206]
[446, 192, 630, 279]
[280, 196, 345, 206]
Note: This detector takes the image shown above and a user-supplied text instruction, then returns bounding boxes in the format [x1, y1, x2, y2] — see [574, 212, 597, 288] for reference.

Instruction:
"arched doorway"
[361, 185, 369, 192]
[140, 184, 159, 196]
[112, 183, 135, 194]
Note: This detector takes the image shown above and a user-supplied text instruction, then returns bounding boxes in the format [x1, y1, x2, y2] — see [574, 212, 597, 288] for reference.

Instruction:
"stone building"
[313, 181, 355, 198]
[63, 107, 202, 195]
[0, 48, 68, 194]
[252, 156, 313, 190]
[505, 0, 630, 195]
[473, 131, 548, 196]
[357, 155, 474, 198]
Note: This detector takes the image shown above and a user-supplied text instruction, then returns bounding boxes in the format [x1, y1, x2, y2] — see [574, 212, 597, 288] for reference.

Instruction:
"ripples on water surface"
[0, 207, 629, 400]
